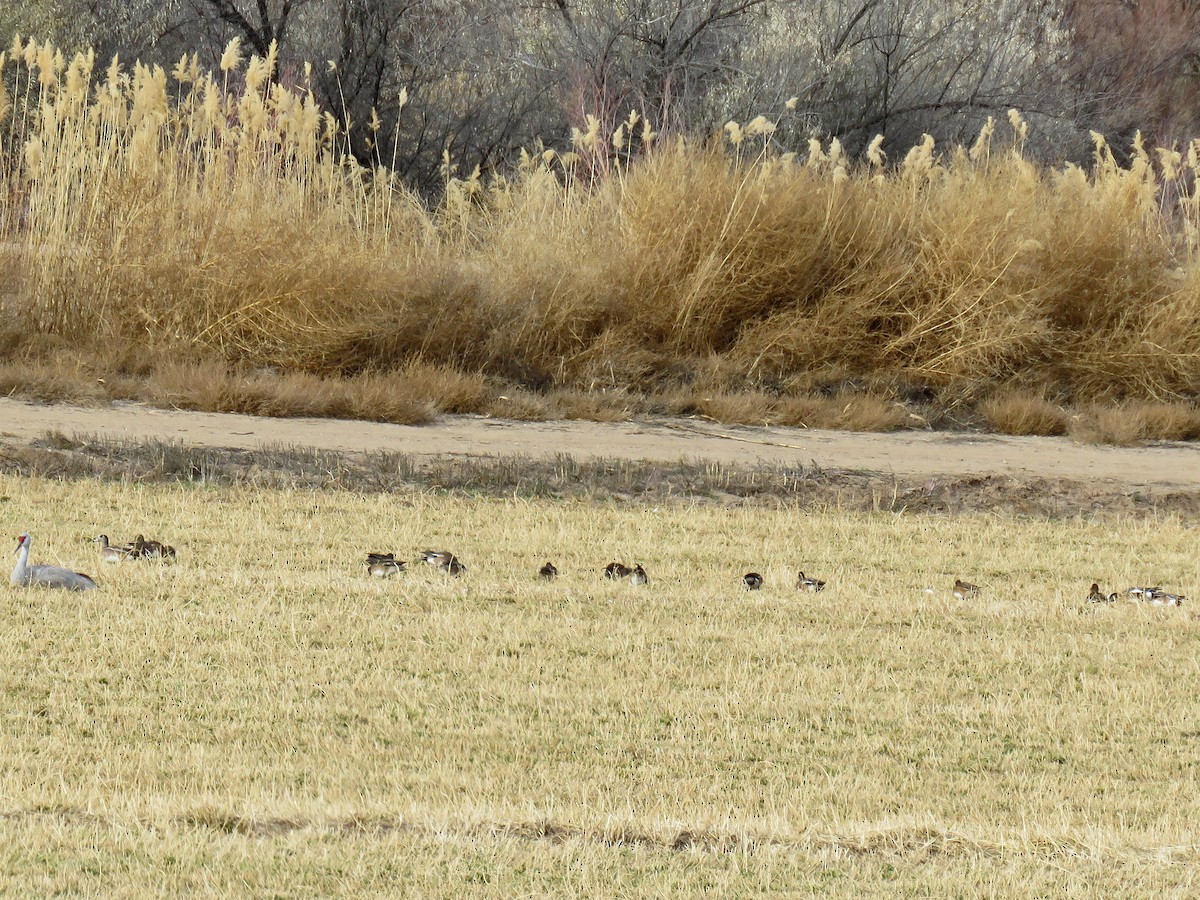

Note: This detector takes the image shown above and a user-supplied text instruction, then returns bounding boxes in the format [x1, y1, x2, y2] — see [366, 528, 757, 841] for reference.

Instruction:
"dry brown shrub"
[688, 392, 775, 425]
[5, 43, 1200, 432]
[394, 362, 492, 414]
[487, 390, 550, 421]
[0, 360, 107, 404]
[1069, 404, 1147, 445]
[560, 328, 665, 393]
[979, 391, 1068, 436]
[774, 392, 907, 432]
[143, 362, 435, 424]
[225, 372, 343, 418]
[1115, 401, 1200, 441]
[544, 389, 633, 422]
[146, 360, 235, 411]
[341, 372, 436, 424]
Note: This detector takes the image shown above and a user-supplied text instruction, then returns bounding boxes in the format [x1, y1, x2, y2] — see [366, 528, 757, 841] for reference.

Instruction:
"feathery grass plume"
[640, 118, 656, 146]
[23, 136, 42, 175]
[970, 116, 995, 165]
[866, 135, 886, 167]
[1090, 130, 1115, 174]
[219, 37, 242, 73]
[611, 124, 625, 153]
[1155, 147, 1181, 182]
[1006, 108, 1029, 149]
[171, 53, 191, 85]
[743, 115, 775, 139]
[806, 138, 825, 168]
[902, 134, 937, 181]
[64, 50, 92, 104]
[0, 65, 9, 126]
[724, 120, 744, 148]
[34, 41, 58, 90]
[827, 137, 847, 169]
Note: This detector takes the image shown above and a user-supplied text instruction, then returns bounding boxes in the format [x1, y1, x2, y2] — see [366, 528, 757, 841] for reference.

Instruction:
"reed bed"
[2, 38, 1200, 437]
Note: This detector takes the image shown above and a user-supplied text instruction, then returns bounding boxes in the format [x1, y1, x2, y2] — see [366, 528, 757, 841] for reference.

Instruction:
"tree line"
[4, 0, 1199, 193]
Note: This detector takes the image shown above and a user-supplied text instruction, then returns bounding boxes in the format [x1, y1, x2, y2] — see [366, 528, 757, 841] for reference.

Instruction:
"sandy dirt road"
[1, 397, 1198, 492]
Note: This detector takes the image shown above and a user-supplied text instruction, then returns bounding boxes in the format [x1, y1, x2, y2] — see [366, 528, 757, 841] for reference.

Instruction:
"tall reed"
[3, 39, 1199, 405]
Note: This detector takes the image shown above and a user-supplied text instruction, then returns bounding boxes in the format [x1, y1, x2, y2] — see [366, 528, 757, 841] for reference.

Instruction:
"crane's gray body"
[11, 533, 99, 592]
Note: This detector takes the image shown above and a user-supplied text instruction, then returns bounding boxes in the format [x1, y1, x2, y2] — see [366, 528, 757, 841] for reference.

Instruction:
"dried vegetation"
[1, 475, 1199, 894]
[1, 40, 1200, 441]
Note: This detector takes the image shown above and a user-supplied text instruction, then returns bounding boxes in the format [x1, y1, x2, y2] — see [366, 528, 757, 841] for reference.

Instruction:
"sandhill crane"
[11, 533, 99, 591]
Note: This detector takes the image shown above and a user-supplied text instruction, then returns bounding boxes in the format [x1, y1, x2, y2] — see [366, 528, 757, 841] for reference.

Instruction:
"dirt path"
[1, 397, 1198, 491]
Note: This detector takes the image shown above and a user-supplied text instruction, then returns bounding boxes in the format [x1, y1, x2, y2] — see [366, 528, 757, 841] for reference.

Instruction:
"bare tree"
[190, 0, 308, 56]
[541, 0, 776, 133]
[4, 0, 1094, 181]
[729, 0, 1070, 155]
[1063, 0, 1200, 150]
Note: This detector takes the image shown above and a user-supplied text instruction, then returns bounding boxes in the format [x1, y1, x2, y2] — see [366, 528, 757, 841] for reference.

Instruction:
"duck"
[953, 578, 980, 600]
[366, 552, 404, 578]
[1087, 583, 1114, 603]
[130, 534, 175, 559]
[11, 533, 99, 592]
[629, 564, 649, 586]
[743, 572, 763, 590]
[1126, 586, 1160, 602]
[797, 571, 826, 592]
[421, 550, 466, 575]
[1147, 588, 1185, 607]
[91, 534, 134, 563]
[604, 561, 632, 580]
[539, 562, 558, 579]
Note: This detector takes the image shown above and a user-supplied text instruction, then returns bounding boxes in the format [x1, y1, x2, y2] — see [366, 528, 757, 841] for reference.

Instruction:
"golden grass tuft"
[393, 361, 492, 415]
[1070, 400, 1200, 444]
[486, 389, 551, 421]
[774, 391, 908, 432]
[1069, 403, 1148, 446]
[677, 391, 776, 425]
[1137, 400, 1200, 440]
[979, 391, 1068, 436]
[144, 361, 435, 424]
[544, 389, 634, 422]
[0, 360, 108, 404]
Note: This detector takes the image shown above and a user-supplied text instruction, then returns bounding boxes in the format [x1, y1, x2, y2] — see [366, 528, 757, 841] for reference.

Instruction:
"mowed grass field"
[1, 474, 1199, 896]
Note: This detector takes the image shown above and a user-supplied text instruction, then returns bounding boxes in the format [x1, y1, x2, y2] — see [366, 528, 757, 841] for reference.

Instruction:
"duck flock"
[6, 530, 1189, 608]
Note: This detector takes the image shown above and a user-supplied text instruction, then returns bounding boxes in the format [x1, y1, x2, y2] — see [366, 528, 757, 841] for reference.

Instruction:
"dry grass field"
[2, 473, 1199, 895]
